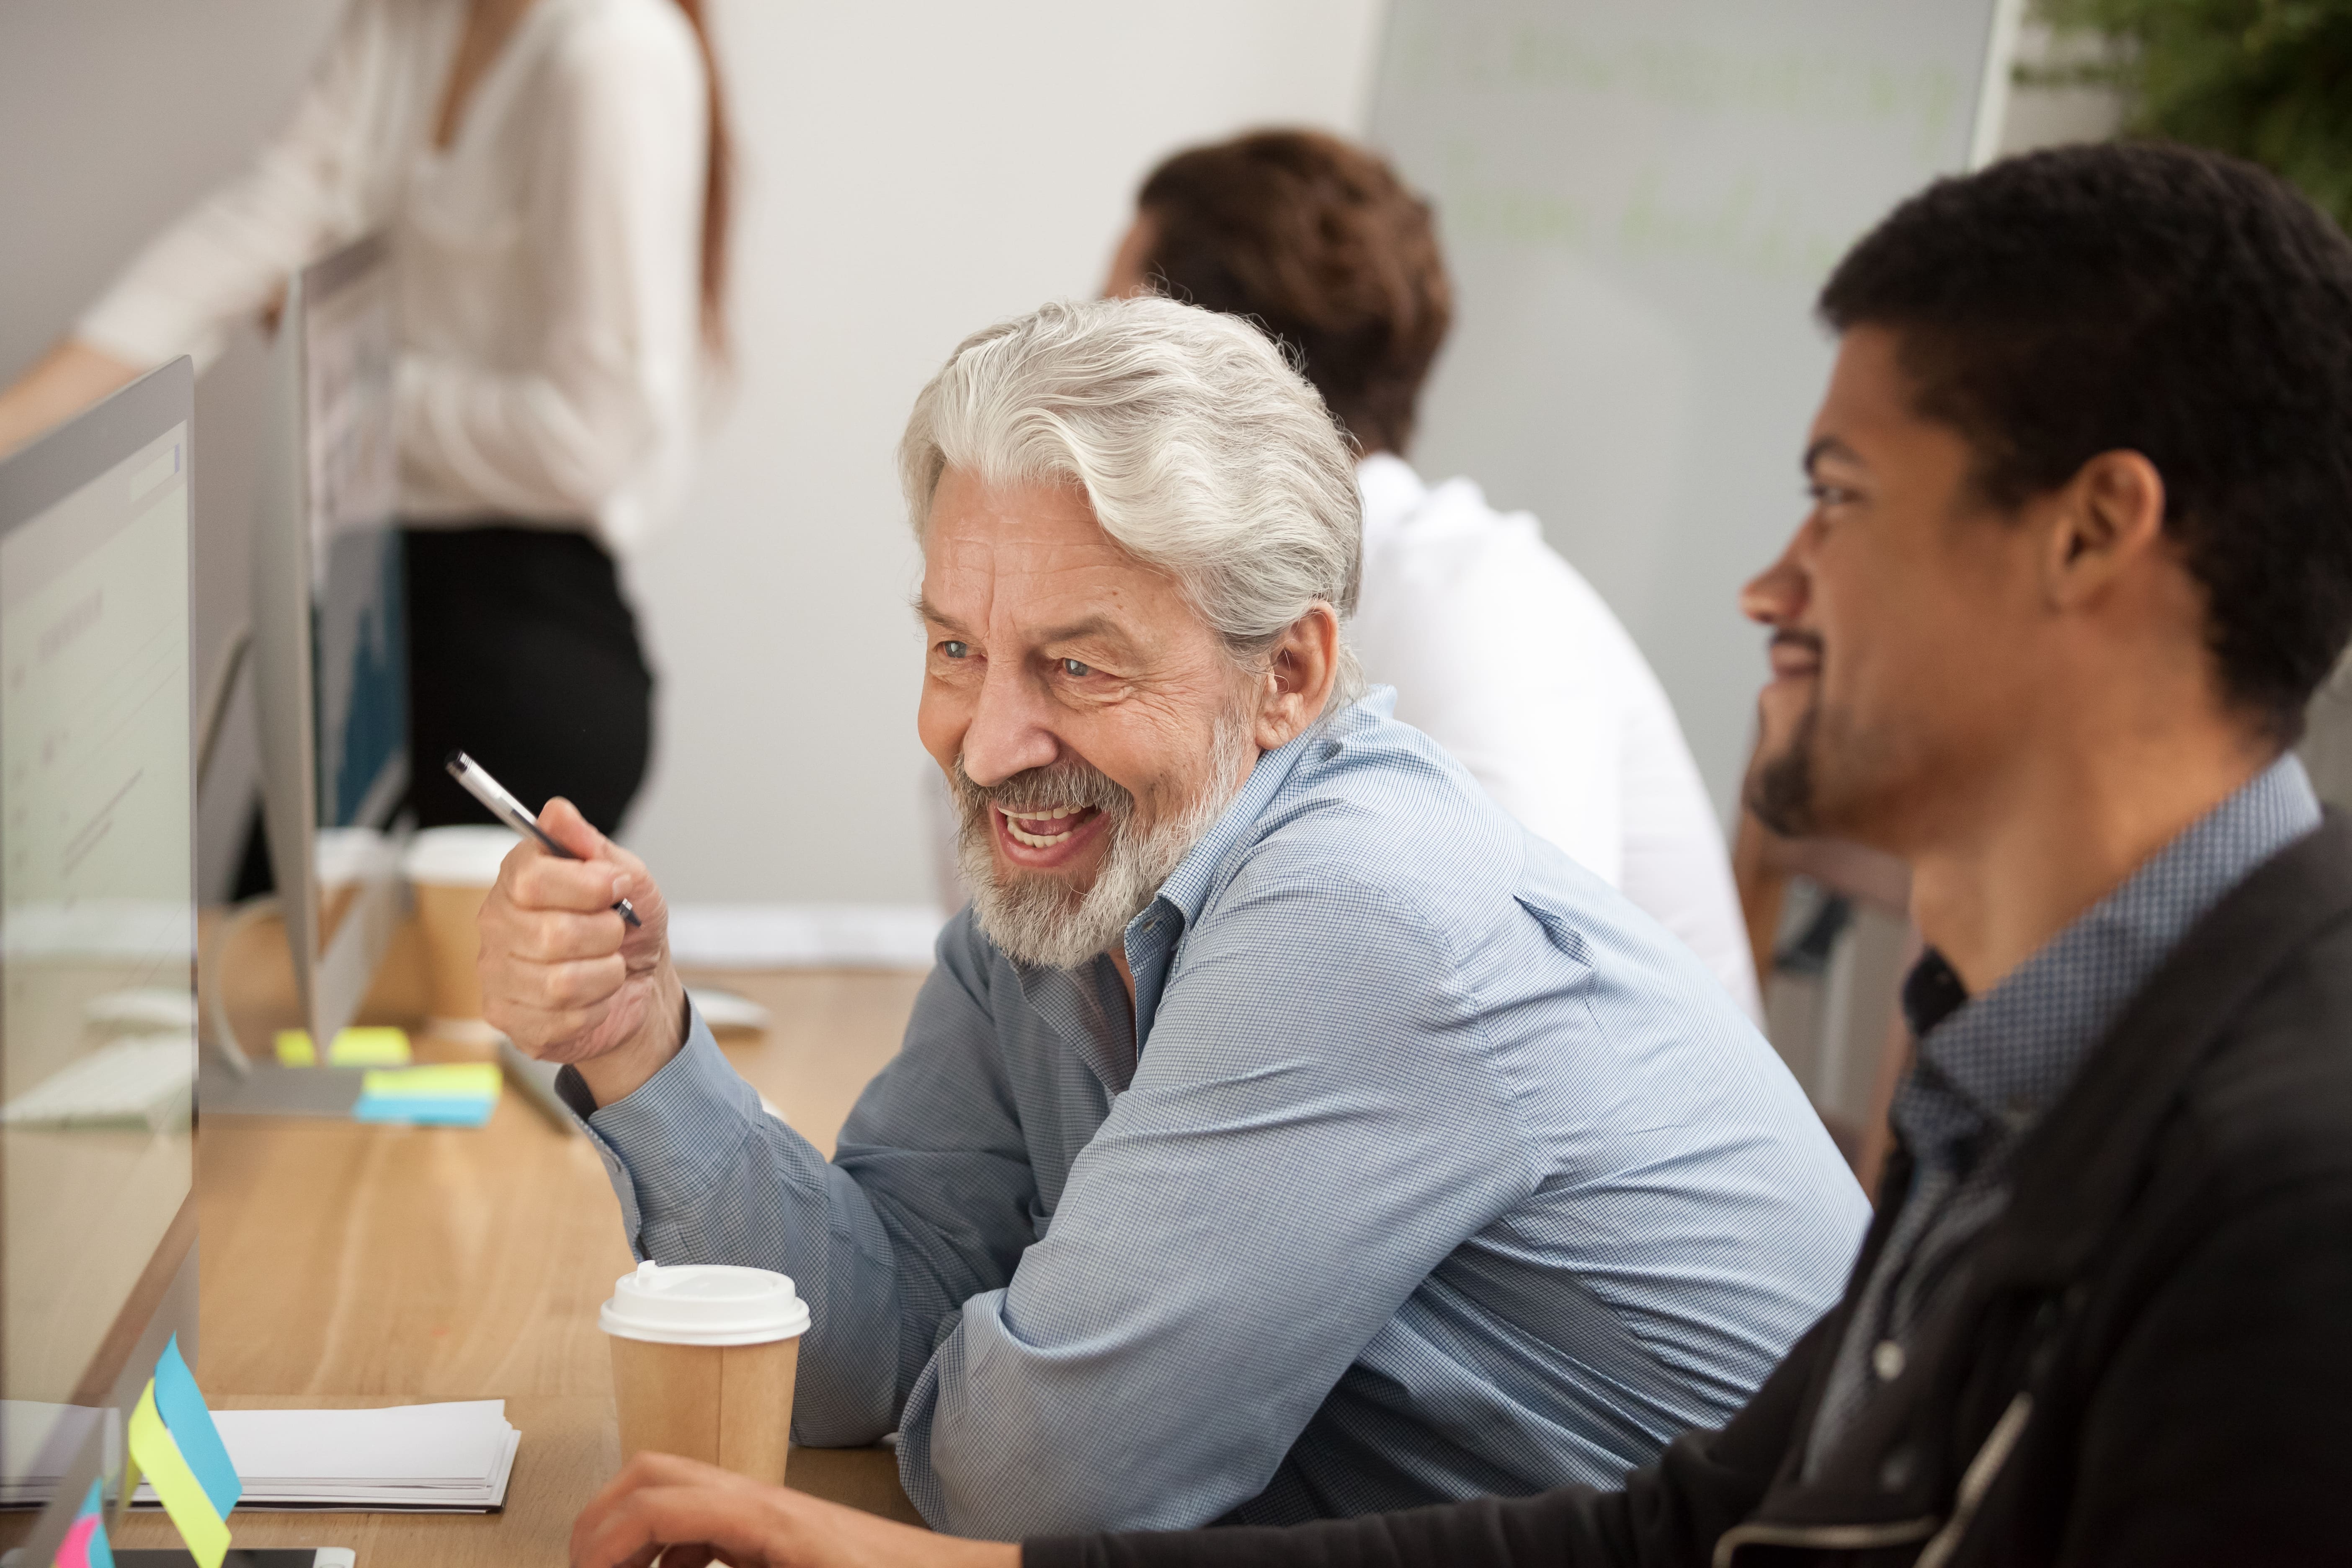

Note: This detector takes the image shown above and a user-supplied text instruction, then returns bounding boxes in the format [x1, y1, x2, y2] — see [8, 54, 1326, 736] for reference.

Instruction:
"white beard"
[954, 711, 1253, 970]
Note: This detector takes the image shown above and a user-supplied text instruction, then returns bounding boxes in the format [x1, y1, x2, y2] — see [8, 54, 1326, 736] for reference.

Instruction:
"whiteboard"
[1368, 0, 2017, 815]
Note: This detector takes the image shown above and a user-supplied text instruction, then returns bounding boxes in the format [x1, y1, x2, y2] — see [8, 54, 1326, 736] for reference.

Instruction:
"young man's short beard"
[1745, 700, 1821, 839]
[952, 711, 1254, 971]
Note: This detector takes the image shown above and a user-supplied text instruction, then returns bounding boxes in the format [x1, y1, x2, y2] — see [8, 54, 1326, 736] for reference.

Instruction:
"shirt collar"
[1120, 693, 1386, 1051]
[1004, 696, 1386, 1086]
[1355, 454, 1424, 548]
[1896, 751, 2321, 1165]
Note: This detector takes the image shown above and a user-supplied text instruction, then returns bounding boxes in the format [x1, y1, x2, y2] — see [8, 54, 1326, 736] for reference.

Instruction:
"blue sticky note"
[351, 1094, 495, 1127]
[76, 1476, 117, 1568]
[151, 1334, 241, 1519]
[80, 1478, 116, 1568]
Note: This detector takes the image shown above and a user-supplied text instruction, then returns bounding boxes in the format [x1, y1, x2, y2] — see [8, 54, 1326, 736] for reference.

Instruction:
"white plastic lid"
[315, 827, 397, 888]
[401, 825, 523, 888]
[598, 1260, 810, 1346]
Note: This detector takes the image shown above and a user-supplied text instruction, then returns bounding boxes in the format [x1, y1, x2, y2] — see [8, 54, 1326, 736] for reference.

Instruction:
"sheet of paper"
[130, 1403, 519, 1511]
[208, 1401, 508, 1482]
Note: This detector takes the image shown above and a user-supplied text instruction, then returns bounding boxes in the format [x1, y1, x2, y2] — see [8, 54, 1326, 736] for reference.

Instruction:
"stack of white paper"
[135, 1400, 519, 1512]
[0, 1400, 100, 1507]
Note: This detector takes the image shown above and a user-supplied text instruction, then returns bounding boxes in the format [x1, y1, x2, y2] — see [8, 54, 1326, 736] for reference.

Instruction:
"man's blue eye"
[942, 640, 969, 659]
[1063, 658, 1093, 678]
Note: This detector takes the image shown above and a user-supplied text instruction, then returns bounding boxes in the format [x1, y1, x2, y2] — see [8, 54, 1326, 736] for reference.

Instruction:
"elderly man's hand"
[571, 1452, 1019, 1568]
[479, 797, 683, 1105]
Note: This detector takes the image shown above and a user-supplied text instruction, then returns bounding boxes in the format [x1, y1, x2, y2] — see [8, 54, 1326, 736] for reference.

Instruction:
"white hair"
[900, 295, 1365, 706]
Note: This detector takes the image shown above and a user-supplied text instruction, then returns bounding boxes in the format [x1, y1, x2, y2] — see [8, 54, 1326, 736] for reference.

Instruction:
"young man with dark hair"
[573, 141, 2352, 1568]
[1108, 130, 1762, 1019]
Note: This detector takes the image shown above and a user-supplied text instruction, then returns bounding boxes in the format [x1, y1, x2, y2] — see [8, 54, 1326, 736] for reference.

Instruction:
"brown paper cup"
[611, 1334, 801, 1484]
[599, 1261, 811, 1485]
[402, 827, 523, 1038]
[414, 880, 491, 1024]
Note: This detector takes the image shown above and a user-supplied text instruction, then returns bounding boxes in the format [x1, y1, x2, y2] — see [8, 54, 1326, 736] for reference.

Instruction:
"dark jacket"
[1032, 813, 2352, 1568]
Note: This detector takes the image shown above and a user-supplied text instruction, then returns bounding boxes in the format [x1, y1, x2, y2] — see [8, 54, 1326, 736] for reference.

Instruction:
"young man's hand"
[570, 1452, 1020, 1568]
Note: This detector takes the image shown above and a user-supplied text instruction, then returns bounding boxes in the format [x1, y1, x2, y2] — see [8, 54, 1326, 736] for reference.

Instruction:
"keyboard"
[2, 1036, 195, 1131]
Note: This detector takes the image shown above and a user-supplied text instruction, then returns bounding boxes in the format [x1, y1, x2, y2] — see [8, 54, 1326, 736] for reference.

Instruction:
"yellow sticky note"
[274, 1027, 412, 1067]
[125, 1381, 230, 1568]
[360, 1063, 501, 1101]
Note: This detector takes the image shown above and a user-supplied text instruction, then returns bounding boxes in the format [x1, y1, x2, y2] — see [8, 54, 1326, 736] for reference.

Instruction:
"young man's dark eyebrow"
[1803, 435, 1865, 475]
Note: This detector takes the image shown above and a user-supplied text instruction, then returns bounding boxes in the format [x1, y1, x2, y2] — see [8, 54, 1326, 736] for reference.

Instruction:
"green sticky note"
[359, 1063, 502, 1101]
[126, 1381, 229, 1568]
[274, 1027, 412, 1067]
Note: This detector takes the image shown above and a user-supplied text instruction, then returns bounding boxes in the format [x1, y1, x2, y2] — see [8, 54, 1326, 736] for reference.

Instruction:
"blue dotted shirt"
[1805, 753, 2323, 1473]
[571, 691, 1870, 1534]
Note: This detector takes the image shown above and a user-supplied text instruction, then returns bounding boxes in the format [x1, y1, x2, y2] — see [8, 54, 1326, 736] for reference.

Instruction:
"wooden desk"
[61, 963, 930, 1565]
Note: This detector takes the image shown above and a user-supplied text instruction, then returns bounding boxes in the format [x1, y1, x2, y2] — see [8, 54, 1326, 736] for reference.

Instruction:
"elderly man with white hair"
[480, 297, 1867, 1538]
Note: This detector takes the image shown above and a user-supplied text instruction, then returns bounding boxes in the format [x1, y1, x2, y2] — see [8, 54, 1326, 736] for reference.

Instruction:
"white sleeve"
[75, 0, 387, 372]
[394, 13, 706, 520]
[1363, 536, 1626, 887]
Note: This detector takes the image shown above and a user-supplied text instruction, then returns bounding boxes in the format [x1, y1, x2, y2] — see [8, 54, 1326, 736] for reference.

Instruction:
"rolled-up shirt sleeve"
[565, 916, 1039, 1448]
[895, 872, 1535, 1536]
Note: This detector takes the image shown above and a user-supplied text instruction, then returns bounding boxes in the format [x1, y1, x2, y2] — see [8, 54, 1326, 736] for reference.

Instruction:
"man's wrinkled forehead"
[918, 469, 1186, 648]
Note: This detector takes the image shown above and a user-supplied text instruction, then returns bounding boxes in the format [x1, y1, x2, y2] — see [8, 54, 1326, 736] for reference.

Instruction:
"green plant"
[2031, 0, 2352, 232]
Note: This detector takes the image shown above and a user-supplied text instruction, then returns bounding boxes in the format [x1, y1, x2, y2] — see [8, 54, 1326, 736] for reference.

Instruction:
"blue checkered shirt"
[568, 691, 1869, 1535]
[1805, 753, 2323, 1473]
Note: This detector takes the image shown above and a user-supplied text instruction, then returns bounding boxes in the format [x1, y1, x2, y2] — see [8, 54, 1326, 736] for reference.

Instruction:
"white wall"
[0, 0, 1387, 906]
[629, 0, 1387, 902]
[0, 1, 342, 900]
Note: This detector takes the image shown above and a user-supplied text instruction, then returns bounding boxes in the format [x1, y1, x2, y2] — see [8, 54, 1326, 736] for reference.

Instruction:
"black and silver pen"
[445, 750, 642, 927]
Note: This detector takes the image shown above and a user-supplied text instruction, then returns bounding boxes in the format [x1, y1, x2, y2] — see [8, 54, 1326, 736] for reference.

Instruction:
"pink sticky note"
[54, 1514, 99, 1568]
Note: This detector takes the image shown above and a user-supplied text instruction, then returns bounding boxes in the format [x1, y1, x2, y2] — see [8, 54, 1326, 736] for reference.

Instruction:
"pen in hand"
[444, 750, 642, 928]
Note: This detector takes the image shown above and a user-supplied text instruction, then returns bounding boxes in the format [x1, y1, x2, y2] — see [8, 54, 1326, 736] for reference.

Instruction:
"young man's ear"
[2043, 449, 2166, 607]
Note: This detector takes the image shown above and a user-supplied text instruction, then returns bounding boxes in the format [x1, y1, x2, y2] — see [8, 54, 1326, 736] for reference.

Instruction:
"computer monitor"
[250, 234, 408, 1057]
[0, 361, 200, 1562]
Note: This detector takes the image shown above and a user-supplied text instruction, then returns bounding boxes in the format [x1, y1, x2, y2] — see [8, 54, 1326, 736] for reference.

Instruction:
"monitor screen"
[0, 406, 196, 1504]
[303, 240, 405, 833]
[245, 237, 408, 1055]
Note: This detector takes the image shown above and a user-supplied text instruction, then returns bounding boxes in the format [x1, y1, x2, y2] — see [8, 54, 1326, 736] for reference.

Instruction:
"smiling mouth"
[998, 805, 1103, 848]
[1767, 632, 1824, 681]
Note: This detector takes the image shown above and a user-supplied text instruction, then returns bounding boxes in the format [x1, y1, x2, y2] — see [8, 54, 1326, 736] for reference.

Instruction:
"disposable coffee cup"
[600, 1260, 810, 1484]
[314, 826, 396, 946]
[400, 825, 522, 1042]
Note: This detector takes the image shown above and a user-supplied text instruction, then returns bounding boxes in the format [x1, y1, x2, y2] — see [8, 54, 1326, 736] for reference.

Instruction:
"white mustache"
[956, 759, 1131, 823]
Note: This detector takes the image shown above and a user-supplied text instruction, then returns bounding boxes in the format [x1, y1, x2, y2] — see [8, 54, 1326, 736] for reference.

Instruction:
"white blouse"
[77, 0, 708, 554]
[1350, 454, 1762, 1021]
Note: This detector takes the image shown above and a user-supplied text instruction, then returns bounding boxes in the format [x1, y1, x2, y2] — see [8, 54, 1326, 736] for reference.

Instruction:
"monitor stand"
[195, 1061, 366, 1119]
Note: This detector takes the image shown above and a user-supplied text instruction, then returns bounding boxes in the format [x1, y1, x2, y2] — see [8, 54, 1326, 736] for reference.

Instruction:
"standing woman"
[0, 0, 729, 836]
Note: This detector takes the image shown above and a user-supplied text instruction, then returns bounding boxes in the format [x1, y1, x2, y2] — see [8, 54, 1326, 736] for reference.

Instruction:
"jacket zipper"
[1913, 1393, 2033, 1568]
[1711, 1516, 1940, 1567]
[1710, 1393, 2035, 1567]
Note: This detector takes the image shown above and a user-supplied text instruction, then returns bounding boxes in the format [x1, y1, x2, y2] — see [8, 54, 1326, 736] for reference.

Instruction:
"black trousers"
[402, 524, 654, 832]
[233, 525, 653, 897]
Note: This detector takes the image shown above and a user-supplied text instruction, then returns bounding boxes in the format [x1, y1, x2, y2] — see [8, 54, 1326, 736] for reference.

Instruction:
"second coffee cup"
[600, 1260, 810, 1484]
[401, 825, 522, 1043]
